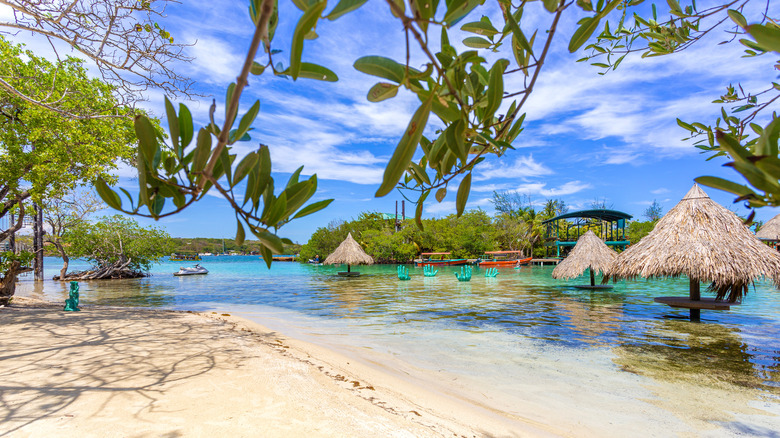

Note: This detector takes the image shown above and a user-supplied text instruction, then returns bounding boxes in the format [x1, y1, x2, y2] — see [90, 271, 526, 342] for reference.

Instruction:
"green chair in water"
[423, 265, 438, 277]
[455, 266, 472, 282]
[397, 265, 411, 281]
[64, 281, 80, 311]
[484, 268, 499, 278]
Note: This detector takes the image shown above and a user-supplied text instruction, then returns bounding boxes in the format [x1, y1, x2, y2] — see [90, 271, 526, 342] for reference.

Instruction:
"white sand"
[0, 297, 554, 437]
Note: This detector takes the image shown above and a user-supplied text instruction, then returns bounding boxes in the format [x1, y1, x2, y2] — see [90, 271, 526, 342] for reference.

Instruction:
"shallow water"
[16, 256, 780, 435]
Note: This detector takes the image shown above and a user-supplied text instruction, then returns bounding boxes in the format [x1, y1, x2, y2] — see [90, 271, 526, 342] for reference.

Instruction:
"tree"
[643, 200, 663, 222]
[91, 1, 776, 261]
[0, 0, 193, 117]
[61, 215, 175, 279]
[42, 190, 104, 280]
[0, 250, 32, 305]
[0, 36, 139, 300]
[491, 191, 532, 218]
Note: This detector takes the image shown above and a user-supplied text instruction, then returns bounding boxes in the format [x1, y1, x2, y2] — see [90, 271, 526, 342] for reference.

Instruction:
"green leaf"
[179, 104, 193, 149]
[232, 152, 258, 187]
[727, 9, 747, 28]
[367, 82, 399, 102]
[716, 130, 750, 161]
[265, 192, 288, 226]
[95, 177, 122, 210]
[235, 218, 245, 246]
[252, 228, 284, 255]
[225, 82, 236, 126]
[543, 0, 560, 12]
[292, 199, 334, 219]
[375, 92, 435, 197]
[484, 59, 508, 122]
[504, 8, 533, 55]
[443, 0, 483, 27]
[326, 0, 369, 20]
[135, 115, 159, 166]
[462, 36, 493, 49]
[354, 56, 406, 83]
[746, 24, 780, 53]
[295, 62, 338, 81]
[233, 100, 260, 144]
[290, 0, 327, 80]
[164, 97, 180, 155]
[456, 173, 471, 217]
[192, 128, 212, 173]
[676, 118, 696, 132]
[250, 61, 265, 75]
[569, 16, 601, 52]
[756, 117, 780, 157]
[461, 18, 499, 37]
[255, 145, 272, 197]
[435, 187, 447, 202]
[695, 176, 756, 197]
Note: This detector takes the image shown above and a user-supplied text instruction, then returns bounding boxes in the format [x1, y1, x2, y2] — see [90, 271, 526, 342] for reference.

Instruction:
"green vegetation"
[169, 238, 301, 256]
[0, 36, 139, 300]
[61, 216, 176, 279]
[300, 197, 578, 262]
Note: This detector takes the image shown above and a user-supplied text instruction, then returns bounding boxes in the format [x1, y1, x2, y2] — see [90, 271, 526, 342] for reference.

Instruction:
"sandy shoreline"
[0, 297, 556, 437]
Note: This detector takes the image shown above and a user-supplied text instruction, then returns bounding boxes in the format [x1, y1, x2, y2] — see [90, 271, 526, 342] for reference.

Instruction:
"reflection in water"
[615, 318, 779, 395]
[15, 257, 780, 396]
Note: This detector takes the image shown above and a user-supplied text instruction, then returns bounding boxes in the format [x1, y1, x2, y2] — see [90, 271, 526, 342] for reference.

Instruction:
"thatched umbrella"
[324, 232, 374, 276]
[604, 184, 780, 319]
[756, 213, 780, 242]
[552, 230, 618, 288]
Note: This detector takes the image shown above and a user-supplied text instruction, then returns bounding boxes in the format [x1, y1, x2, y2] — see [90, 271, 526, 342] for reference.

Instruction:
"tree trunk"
[0, 261, 23, 306]
[57, 258, 146, 280]
[53, 242, 69, 281]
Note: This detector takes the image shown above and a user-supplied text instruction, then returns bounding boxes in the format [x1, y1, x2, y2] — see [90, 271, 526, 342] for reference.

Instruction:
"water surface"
[16, 256, 780, 435]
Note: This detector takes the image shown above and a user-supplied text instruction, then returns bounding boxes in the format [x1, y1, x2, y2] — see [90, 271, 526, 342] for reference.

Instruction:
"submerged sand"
[0, 297, 552, 437]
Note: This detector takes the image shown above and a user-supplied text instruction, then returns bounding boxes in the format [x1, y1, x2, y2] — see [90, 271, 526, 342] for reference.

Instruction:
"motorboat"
[173, 264, 208, 276]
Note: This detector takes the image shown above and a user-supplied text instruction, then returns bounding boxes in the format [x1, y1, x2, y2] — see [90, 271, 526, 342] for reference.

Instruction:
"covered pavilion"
[542, 209, 632, 257]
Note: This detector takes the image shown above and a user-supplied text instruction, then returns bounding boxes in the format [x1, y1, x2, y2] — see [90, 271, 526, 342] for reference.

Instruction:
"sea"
[14, 256, 780, 436]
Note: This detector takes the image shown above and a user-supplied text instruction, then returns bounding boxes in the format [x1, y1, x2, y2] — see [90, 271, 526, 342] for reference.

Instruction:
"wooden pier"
[531, 258, 560, 265]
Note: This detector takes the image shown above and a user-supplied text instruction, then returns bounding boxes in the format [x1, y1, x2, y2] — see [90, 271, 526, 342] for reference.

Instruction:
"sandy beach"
[1, 297, 555, 437]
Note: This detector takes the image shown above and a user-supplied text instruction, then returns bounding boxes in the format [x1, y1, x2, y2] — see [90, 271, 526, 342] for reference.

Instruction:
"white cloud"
[474, 155, 552, 181]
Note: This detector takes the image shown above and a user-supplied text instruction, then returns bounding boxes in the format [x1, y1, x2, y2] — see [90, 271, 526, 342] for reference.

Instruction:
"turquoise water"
[16, 256, 780, 433]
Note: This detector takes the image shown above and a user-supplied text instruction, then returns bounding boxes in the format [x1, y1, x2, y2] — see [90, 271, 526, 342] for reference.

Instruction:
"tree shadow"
[0, 304, 262, 436]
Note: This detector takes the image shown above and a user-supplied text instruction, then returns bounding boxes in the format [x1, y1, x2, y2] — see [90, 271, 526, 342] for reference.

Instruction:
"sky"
[5, 1, 780, 244]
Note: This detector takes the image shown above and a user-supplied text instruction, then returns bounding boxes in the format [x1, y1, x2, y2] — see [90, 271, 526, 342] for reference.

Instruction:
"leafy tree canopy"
[0, 36, 141, 242]
[63, 215, 175, 275]
[0, 0, 193, 116]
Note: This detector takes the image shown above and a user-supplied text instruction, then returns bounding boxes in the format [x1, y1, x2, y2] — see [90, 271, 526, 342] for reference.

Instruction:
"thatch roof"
[756, 213, 780, 241]
[552, 230, 618, 280]
[324, 233, 374, 266]
[603, 184, 780, 301]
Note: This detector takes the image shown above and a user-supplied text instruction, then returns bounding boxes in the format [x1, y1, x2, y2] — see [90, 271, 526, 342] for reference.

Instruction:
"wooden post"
[689, 277, 700, 322]
[590, 268, 595, 287]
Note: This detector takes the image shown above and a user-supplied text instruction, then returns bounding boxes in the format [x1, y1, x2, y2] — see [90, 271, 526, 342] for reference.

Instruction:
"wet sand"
[0, 297, 553, 437]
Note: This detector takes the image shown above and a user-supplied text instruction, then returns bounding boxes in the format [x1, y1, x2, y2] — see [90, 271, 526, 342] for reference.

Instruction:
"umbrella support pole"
[590, 268, 595, 287]
[689, 278, 701, 322]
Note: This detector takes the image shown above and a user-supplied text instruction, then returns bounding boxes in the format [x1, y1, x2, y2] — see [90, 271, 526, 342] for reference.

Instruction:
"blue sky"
[6, 1, 780, 243]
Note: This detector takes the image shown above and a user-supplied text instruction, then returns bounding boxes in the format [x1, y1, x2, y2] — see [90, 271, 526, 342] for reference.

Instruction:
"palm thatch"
[552, 230, 618, 286]
[324, 233, 374, 272]
[603, 184, 780, 302]
[756, 213, 780, 241]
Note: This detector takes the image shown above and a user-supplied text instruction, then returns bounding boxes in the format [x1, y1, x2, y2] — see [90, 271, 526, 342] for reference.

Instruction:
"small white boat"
[173, 264, 208, 276]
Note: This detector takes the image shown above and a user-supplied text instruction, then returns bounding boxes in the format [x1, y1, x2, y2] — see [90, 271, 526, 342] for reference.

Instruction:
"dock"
[531, 258, 560, 265]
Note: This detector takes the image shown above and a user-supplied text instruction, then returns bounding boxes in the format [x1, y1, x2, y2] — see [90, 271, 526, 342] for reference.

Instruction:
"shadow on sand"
[0, 302, 261, 436]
